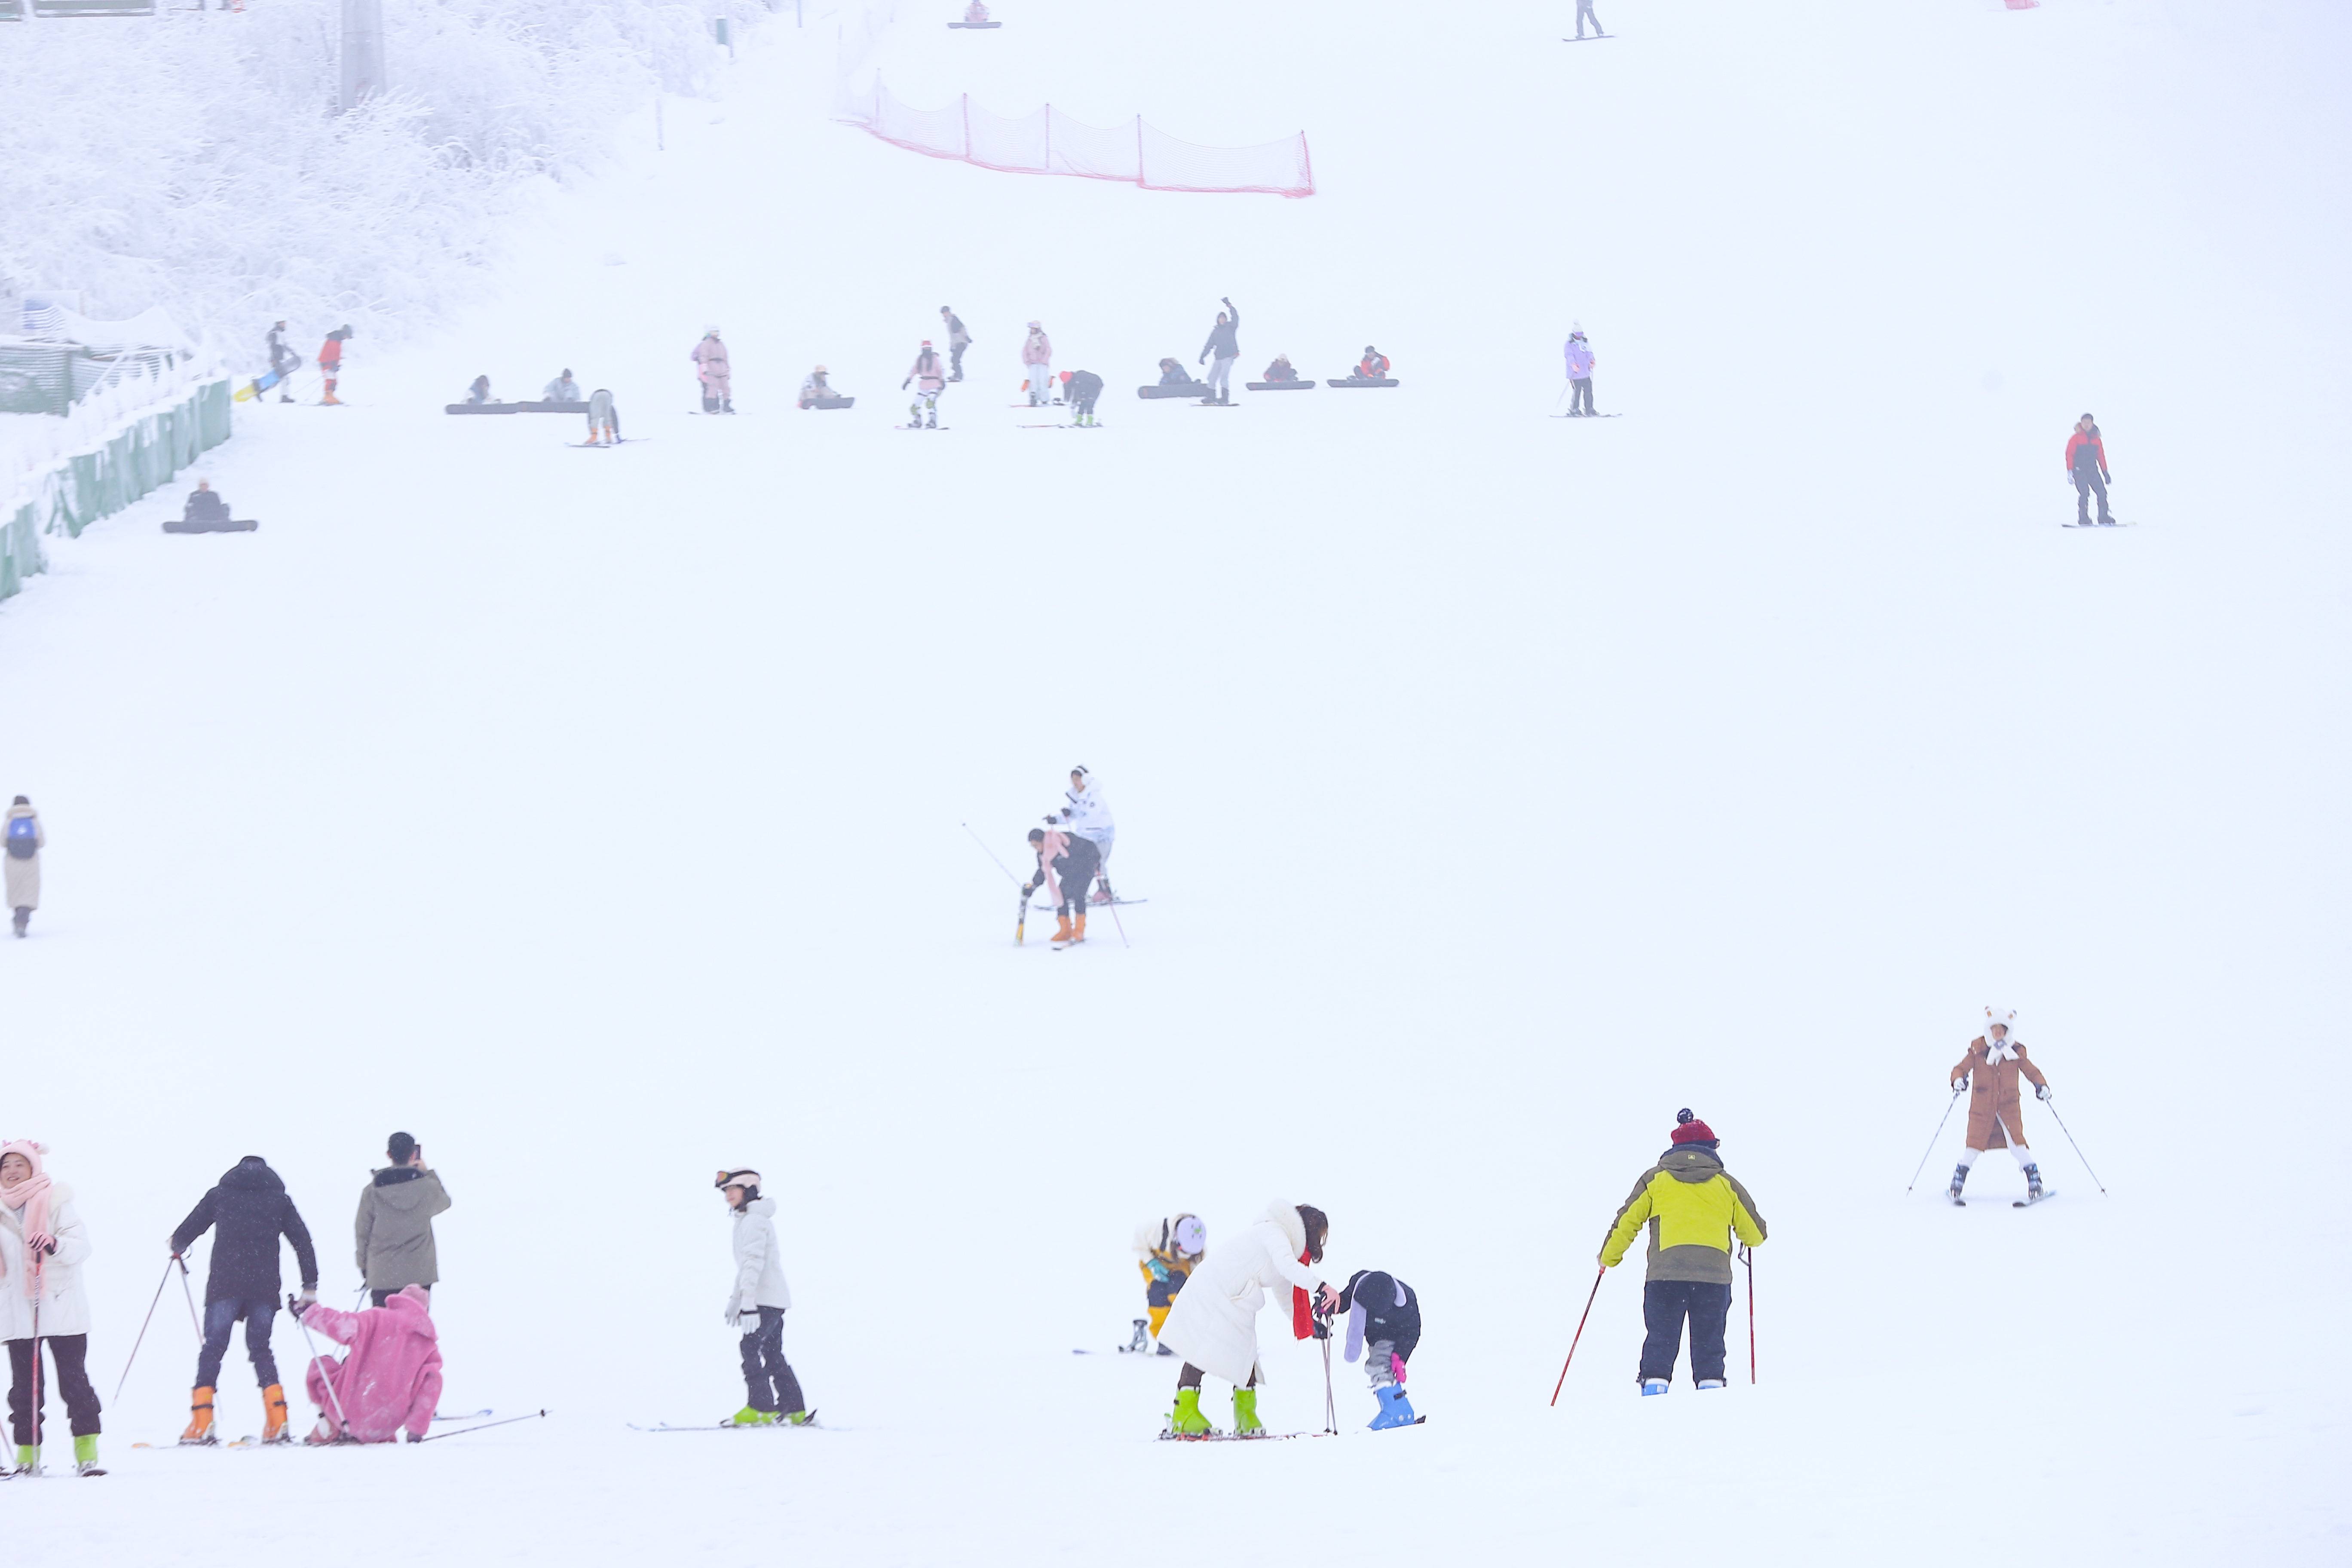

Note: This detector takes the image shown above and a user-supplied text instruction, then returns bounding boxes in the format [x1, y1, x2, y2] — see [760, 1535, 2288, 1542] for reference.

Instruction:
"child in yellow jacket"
[1599, 1110, 1766, 1394]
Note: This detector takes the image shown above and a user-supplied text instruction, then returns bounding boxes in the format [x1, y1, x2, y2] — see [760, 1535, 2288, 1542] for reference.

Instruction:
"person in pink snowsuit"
[692, 329, 733, 413]
[297, 1285, 443, 1443]
[1021, 321, 1054, 406]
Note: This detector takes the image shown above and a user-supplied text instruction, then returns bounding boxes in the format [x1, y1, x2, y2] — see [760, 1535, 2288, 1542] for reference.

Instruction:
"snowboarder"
[1133, 1214, 1206, 1348]
[963, 0, 990, 20]
[1355, 346, 1391, 380]
[1022, 321, 1055, 406]
[798, 365, 837, 407]
[180, 480, 232, 530]
[1335, 1268, 1421, 1430]
[5, 796, 41, 940]
[1262, 354, 1301, 383]
[1, 1141, 104, 1476]
[464, 374, 493, 406]
[585, 389, 621, 445]
[2065, 413, 2115, 526]
[542, 370, 582, 403]
[1197, 297, 1241, 404]
[1574, 0, 1606, 39]
[716, 1170, 808, 1427]
[940, 306, 972, 380]
[1598, 1110, 1766, 1394]
[1158, 1202, 1338, 1436]
[1045, 764, 1115, 895]
[693, 328, 733, 413]
[318, 326, 351, 406]
[1563, 326, 1597, 415]
[294, 1287, 441, 1444]
[354, 1133, 450, 1308]
[265, 322, 300, 401]
[1065, 368, 1104, 426]
[1023, 825, 1099, 946]
[169, 1156, 320, 1445]
[1157, 358, 1193, 386]
[903, 340, 948, 428]
[1947, 1008, 2053, 1202]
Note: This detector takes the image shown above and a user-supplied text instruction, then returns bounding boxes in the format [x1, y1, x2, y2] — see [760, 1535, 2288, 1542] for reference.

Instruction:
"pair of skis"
[628, 1411, 820, 1433]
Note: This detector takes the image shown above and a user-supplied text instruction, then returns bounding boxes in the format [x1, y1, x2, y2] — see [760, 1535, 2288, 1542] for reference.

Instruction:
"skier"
[1335, 1268, 1421, 1430]
[585, 389, 621, 446]
[692, 328, 733, 413]
[1947, 1007, 2053, 1202]
[939, 306, 973, 381]
[265, 321, 299, 401]
[180, 480, 232, 529]
[1563, 326, 1597, 415]
[1, 1141, 104, 1476]
[1132, 1213, 1206, 1349]
[354, 1133, 449, 1308]
[5, 796, 41, 940]
[1598, 1110, 1767, 1395]
[542, 369, 582, 403]
[1355, 346, 1391, 381]
[903, 340, 948, 429]
[169, 1156, 320, 1444]
[1045, 764, 1115, 898]
[1023, 825, 1099, 946]
[1022, 320, 1055, 406]
[1574, 0, 1606, 39]
[1262, 353, 1301, 383]
[716, 1170, 809, 1427]
[317, 325, 351, 406]
[293, 1287, 441, 1444]
[1064, 368, 1104, 426]
[1197, 297, 1241, 405]
[2065, 413, 2116, 526]
[1158, 1202, 1338, 1436]
[797, 365, 837, 407]
[464, 374, 493, 406]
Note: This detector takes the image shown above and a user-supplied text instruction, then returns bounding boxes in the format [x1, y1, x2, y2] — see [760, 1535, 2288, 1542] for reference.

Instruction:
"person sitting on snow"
[295, 1285, 442, 1444]
[1157, 358, 1191, 386]
[964, 0, 990, 19]
[542, 369, 582, 402]
[465, 374, 493, 405]
[1336, 1268, 1421, 1429]
[799, 366, 836, 407]
[181, 480, 232, 529]
[1262, 354, 1300, 383]
[1355, 346, 1391, 381]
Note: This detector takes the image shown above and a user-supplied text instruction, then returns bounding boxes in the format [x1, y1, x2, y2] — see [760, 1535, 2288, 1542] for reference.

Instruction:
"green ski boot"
[12, 1445, 36, 1476]
[1232, 1388, 1266, 1437]
[1169, 1387, 1216, 1436]
[74, 1435, 105, 1477]
[779, 1410, 814, 1427]
[727, 1406, 778, 1427]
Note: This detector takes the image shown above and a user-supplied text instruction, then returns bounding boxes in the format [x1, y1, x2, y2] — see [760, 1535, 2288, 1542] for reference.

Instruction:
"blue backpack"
[5, 816, 34, 860]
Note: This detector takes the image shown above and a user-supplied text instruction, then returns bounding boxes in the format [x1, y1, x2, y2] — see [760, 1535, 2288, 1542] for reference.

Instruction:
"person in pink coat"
[692, 328, 733, 413]
[297, 1285, 442, 1444]
[1021, 321, 1054, 406]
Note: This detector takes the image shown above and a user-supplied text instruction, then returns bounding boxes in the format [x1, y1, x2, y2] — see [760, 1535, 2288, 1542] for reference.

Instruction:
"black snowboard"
[1326, 377, 1400, 388]
[947, 20, 1001, 27]
[1563, 35, 1613, 42]
[521, 400, 589, 413]
[164, 517, 259, 533]
[1137, 383, 1212, 399]
[1246, 380, 1314, 391]
[444, 403, 522, 415]
[801, 397, 856, 410]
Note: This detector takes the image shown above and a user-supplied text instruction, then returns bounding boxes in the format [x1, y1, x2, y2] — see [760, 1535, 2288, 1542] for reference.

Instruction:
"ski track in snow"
[4, 0, 2350, 1561]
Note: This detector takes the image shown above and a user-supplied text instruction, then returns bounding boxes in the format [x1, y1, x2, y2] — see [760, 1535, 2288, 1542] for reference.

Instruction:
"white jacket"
[0, 1185, 92, 1339]
[1053, 777, 1114, 846]
[728, 1196, 792, 1314]
[1155, 1202, 1318, 1387]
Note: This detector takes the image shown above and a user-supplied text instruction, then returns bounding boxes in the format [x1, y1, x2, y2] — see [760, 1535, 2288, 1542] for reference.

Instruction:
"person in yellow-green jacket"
[1599, 1109, 1766, 1395]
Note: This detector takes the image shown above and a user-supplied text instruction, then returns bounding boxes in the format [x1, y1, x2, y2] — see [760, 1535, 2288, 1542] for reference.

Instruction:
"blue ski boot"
[1368, 1384, 1418, 1430]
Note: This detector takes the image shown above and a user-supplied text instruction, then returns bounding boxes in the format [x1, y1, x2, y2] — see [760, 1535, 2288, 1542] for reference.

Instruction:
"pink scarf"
[0, 1140, 54, 1295]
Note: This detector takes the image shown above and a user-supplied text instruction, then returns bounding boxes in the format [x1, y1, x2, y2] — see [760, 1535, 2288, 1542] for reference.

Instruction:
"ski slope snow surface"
[4, 1, 2349, 1562]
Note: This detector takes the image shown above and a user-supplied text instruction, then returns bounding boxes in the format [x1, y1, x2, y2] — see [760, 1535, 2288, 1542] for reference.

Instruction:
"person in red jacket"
[318, 326, 352, 407]
[1356, 346, 1390, 381]
[2064, 412, 2114, 526]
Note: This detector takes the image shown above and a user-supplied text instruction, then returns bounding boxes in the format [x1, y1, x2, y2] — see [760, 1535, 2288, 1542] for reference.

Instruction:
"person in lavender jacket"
[1564, 326, 1598, 416]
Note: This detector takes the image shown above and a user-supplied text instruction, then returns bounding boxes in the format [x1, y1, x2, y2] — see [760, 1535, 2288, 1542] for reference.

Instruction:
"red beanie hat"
[1670, 1108, 1717, 1145]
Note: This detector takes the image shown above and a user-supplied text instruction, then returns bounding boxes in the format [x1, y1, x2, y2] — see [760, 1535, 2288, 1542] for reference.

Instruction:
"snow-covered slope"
[4, 1, 2348, 1560]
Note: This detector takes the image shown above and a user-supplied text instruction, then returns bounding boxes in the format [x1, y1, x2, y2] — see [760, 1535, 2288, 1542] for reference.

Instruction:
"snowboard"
[1326, 377, 1400, 388]
[565, 438, 646, 447]
[1563, 34, 1614, 42]
[444, 403, 524, 415]
[801, 397, 855, 410]
[2060, 520, 2134, 528]
[946, 19, 1001, 26]
[1550, 412, 1623, 418]
[522, 400, 588, 413]
[236, 368, 288, 401]
[1137, 384, 1212, 400]
[163, 517, 259, 533]
[1246, 380, 1314, 391]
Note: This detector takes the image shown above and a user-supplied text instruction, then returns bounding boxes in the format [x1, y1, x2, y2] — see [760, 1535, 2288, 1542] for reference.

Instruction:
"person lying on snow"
[294, 1284, 442, 1444]
[1355, 347, 1390, 380]
[1157, 358, 1193, 386]
[1337, 1268, 1421, 1429]
[1262, 354, 1300, 383]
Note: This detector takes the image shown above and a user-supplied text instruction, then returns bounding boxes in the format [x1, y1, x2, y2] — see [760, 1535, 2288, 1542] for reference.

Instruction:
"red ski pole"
[1549, 1267, 1605, 1406]
[1742, 1245, 1756, 1384]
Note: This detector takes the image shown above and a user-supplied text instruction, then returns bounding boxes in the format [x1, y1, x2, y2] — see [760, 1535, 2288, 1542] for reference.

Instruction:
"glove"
[1952, 1075, 1969, 1093]
[2036, 1082, 2054, 1102]
[900, 379, 910, 390]
[729, 1301, 761, 1331]
[1146, 1258, 1170, 1282]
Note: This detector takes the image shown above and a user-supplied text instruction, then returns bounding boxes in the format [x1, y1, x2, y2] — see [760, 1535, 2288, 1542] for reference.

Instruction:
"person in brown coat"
[1947, 1006, 2052, 1203]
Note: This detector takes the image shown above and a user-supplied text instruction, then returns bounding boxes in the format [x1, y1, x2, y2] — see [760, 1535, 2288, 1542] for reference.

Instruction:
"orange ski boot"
[1049, 913, 1074, 945]
[1066, 912, 1088, 944]
[179, 1387, 216, 1445]
[262, 1384, 291, 1444]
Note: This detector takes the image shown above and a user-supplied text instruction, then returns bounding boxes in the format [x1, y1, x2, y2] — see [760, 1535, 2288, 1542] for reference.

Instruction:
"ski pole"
[1553, 380, 1570, 411]
[291, 1294, 355, 1440]
[1905, 1085, 1966, 1192]
[1100, 870, 1130, 949]
[1549, 1266, 1605, 1406]
[1741, 1244, 1756, 1384]
[1313, 1301, 1337, 1434]
[28, 1258, 43, 1474]
[113, 1255, 178, 1406]
[2043, 1101, 2106, 1192]
[960, 821, 1022, 883]
[416, 1408, 548, 1443]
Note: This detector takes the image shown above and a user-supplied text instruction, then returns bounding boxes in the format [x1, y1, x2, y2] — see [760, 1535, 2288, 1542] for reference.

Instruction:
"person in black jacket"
[1197, 296, 1241, 405]
[1065, 369, 1104, 427]
[181, 480, 231, 529]
[1336, 1268, 1422, 1429]
[169, 1156, 319, 1445]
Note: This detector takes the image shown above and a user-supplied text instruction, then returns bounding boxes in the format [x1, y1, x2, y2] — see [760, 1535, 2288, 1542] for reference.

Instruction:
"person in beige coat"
[1948, 1006, 2052, 1203]
[5, 797, 43, 939]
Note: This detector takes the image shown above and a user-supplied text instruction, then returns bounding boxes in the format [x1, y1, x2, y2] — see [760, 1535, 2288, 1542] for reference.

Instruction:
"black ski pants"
[2073, 467, 2112, 523]
[739, 1307, 805, 1415]
[1638, 1279, 1731, 1386]
[1570, 377, 1596, 415]
[371, 1285, 432, 1308]
[1053, 835, 1101, 916]
[196, 1295, 279, 1388]
[8, 1334, 102, 1443]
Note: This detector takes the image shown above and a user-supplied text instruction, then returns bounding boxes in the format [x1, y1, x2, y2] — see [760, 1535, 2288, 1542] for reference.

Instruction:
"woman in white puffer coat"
[0, 1139, 104, 1474]
[1158, 1201, 1337, 1437]
[716, 1169, 808, 1427]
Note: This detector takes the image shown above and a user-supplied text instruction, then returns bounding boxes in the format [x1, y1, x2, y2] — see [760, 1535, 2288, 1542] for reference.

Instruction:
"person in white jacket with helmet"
[1157, 1201, 1338, 1437]
[0, 1139, 104, 1476]
[1045, 765, 1116, 902]
[716, 1169, 808, 1427]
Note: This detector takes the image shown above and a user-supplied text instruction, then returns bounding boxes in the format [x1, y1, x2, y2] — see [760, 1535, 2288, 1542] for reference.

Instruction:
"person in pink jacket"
[1021, 321, 1054, 406]
[296, 1285, 442, 1444]
[902, 341, 948, 429]
[692, 328, 733, 414]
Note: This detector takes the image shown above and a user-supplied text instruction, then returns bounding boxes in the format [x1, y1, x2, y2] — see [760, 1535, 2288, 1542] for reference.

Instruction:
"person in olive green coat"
[1599, 1110, 1766, 1394]
[355, 1133, 450, 1306]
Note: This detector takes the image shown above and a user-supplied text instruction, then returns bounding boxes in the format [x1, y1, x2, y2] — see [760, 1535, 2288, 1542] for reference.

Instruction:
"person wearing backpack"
[5, 798, 42, 940]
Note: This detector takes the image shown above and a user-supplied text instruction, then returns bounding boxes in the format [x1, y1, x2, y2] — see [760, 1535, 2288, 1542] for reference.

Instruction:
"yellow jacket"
[1600, 1148, 1767, 1285]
